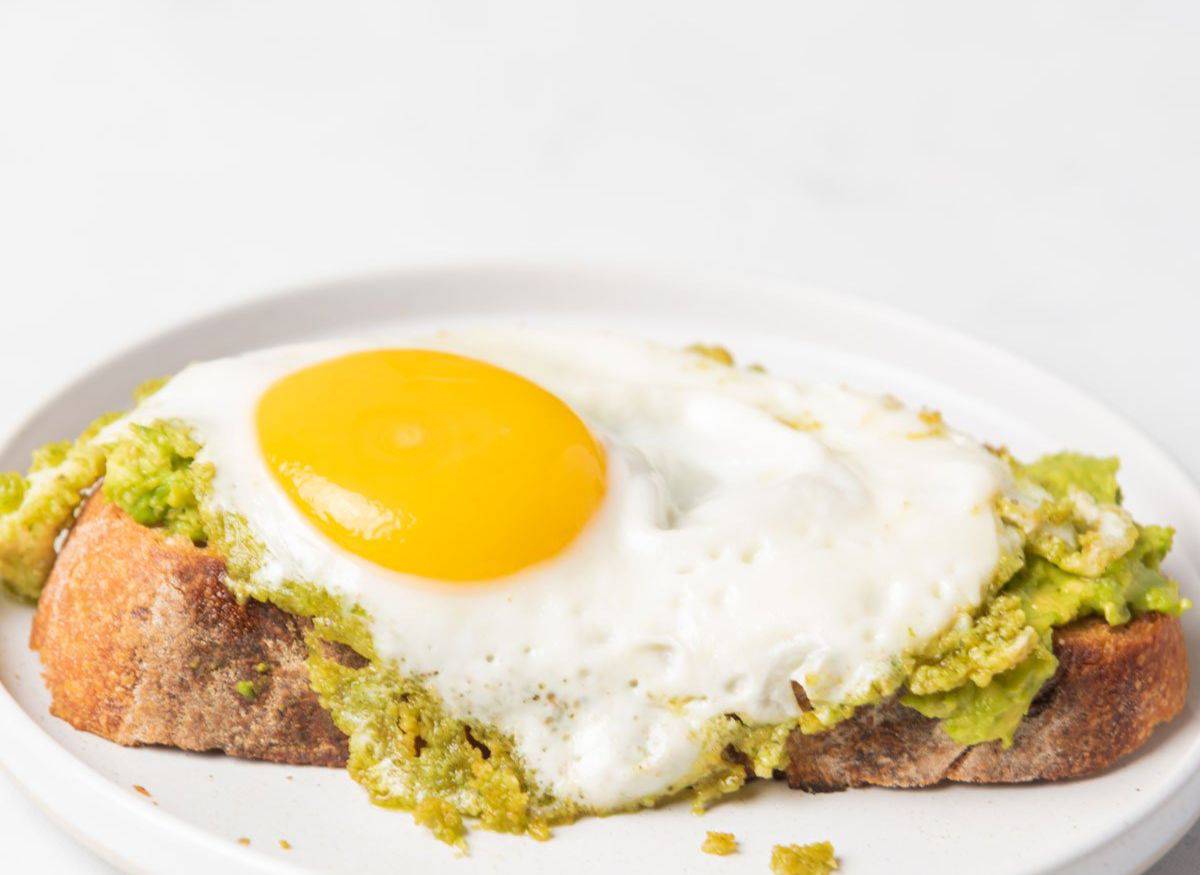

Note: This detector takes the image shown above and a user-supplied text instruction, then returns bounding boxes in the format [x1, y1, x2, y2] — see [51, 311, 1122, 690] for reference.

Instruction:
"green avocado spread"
[900, 452, 1187, 746]
[0, 389, 1188, 849]
[771, 841, 839, 875]
[701, 830, 738, 856]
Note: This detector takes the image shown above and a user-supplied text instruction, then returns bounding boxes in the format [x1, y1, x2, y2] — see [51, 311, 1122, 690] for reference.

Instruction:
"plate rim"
[1, 257, 1199, 875]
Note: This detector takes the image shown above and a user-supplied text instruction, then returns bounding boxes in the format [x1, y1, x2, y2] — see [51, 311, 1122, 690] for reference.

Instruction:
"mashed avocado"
[901, 453, 1187, 746]
[701, 831, 739, 855]
[0, 412, 120, 601]
[0, 400, 1188, 848]
[103, 422, 209, 543]
[770, 841, 838, 874]
[307, 641, 572, 846]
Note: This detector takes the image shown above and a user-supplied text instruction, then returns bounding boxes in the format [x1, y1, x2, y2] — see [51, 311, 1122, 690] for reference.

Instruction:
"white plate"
[1, 262, 1198, 875]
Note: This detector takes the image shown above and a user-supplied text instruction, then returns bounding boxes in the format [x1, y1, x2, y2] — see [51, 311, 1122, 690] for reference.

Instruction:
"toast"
[30, 492, 350, 766]
[31, 493, 1188, 786]
[786, 612, 1187, 789]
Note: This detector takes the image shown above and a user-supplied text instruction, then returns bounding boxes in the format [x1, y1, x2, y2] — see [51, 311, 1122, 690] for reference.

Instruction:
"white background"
[1, 1, 1198, 871]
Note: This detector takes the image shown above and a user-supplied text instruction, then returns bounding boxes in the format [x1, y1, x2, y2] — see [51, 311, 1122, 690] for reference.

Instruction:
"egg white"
[124, 328, 1012, 808]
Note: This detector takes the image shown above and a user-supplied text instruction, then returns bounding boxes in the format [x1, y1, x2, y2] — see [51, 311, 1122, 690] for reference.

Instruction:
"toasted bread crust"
[31, 493, 348, 766]
[785, 613, 1188, 790]
[31, 493, 1188, 785]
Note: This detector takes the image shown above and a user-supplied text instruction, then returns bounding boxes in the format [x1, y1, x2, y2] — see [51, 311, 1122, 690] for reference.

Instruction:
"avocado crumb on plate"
[770, 841, 838, 874]
[701, 830, 738, 855]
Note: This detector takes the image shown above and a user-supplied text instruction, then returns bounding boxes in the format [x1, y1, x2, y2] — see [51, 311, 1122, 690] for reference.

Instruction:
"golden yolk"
[256, 349, 606, 581]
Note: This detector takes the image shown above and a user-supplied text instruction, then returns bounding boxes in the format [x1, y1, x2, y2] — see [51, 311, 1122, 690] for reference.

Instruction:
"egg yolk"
[256, 349, 606, 581]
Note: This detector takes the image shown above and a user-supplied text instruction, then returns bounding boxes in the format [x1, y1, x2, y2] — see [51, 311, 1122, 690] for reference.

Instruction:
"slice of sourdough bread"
[31, 493, 1189, 785]
[786, 612, 1186, 790]
[30, 492, 350, 766]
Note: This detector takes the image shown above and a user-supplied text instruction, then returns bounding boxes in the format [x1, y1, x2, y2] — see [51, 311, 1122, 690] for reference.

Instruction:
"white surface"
[0, 1, 1197, 872]
[2, 265, 1200, 875]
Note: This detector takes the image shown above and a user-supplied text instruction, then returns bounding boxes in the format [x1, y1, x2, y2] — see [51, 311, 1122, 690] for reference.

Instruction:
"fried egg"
[126, 328, 1012, 808]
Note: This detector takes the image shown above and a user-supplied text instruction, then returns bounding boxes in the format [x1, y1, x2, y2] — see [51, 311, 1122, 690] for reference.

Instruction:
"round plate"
[2, 262, 1198, 875]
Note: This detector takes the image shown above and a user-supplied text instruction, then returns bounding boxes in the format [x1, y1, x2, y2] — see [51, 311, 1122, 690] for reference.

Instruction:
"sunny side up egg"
[125, 328, 1013, 809]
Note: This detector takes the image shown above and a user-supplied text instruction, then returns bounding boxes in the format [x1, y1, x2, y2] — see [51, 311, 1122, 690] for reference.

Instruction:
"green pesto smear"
[0, 398, 1188, 849]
